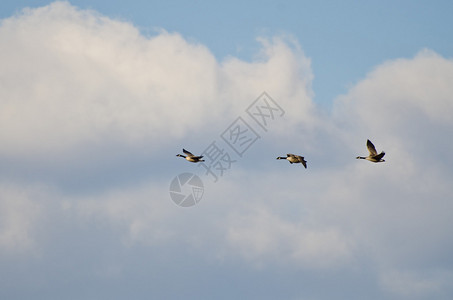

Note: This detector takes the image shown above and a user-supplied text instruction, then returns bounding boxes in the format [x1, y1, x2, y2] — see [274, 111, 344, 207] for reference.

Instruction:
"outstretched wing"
[375, 151, 385, 160]
[301, 159, 307, 169]
[183, 149, 194, 157]
[366, 140, 378, 156]
[296, 155, 307, 168]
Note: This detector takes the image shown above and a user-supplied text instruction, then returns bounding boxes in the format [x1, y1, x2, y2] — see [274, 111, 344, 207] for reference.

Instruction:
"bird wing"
[287, 154, 295, 157]
[294, 155, 307, 167]
[183, 149, 194, 157]
[366, 140, 378, 156]
[300, 158, 307, 169]
[374, 151, 385, 160]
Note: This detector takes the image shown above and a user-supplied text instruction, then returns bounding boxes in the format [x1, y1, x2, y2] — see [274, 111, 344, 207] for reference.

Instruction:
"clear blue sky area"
[2, 0, 452, 106]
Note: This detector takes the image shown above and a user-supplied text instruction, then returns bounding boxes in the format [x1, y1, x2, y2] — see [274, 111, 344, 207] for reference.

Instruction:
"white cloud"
[338, 49, 453, 125]
[332, 49, 453, 165]
[225, 207, 353, 269]
[0, 184, 47, 254]
[0, 2, 315, 258]
[379, 269, 453, 298]
[1, 2, 453, 299]
[0, 1, 314, 164]
[0, 2, 217, 157]
[324, 50, 453, 296]
[72, 180, 177, 247]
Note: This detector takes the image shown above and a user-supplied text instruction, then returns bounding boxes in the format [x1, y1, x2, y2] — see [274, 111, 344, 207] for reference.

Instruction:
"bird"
[176, 149, 205, 163]
[356, 139, 385, 163]
[276, 154, 307, 168]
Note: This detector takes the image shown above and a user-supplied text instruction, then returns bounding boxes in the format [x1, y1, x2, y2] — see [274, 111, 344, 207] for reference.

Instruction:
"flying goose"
[356, 139, 385, 163]
[176, 149, 205, 163]
[277, 154, 307, 168]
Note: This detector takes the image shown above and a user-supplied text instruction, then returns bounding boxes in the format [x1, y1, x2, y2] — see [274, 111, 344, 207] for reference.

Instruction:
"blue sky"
[1, 1, 453, 300]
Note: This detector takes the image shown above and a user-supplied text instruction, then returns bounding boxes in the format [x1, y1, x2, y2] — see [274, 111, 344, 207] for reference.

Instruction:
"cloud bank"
[1, 2, 452, 299]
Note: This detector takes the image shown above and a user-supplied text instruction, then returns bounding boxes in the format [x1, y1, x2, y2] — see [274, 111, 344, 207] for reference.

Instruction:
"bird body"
[176, 149, 205, 163]
[277, 153, 307, 168]
[356, 139, 385, 163]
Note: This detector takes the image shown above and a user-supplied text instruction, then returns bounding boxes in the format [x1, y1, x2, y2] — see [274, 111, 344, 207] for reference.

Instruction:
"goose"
[356, 139, 385, 163]
[176, 149, 205, 163]
[277, 154, 307, 168]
